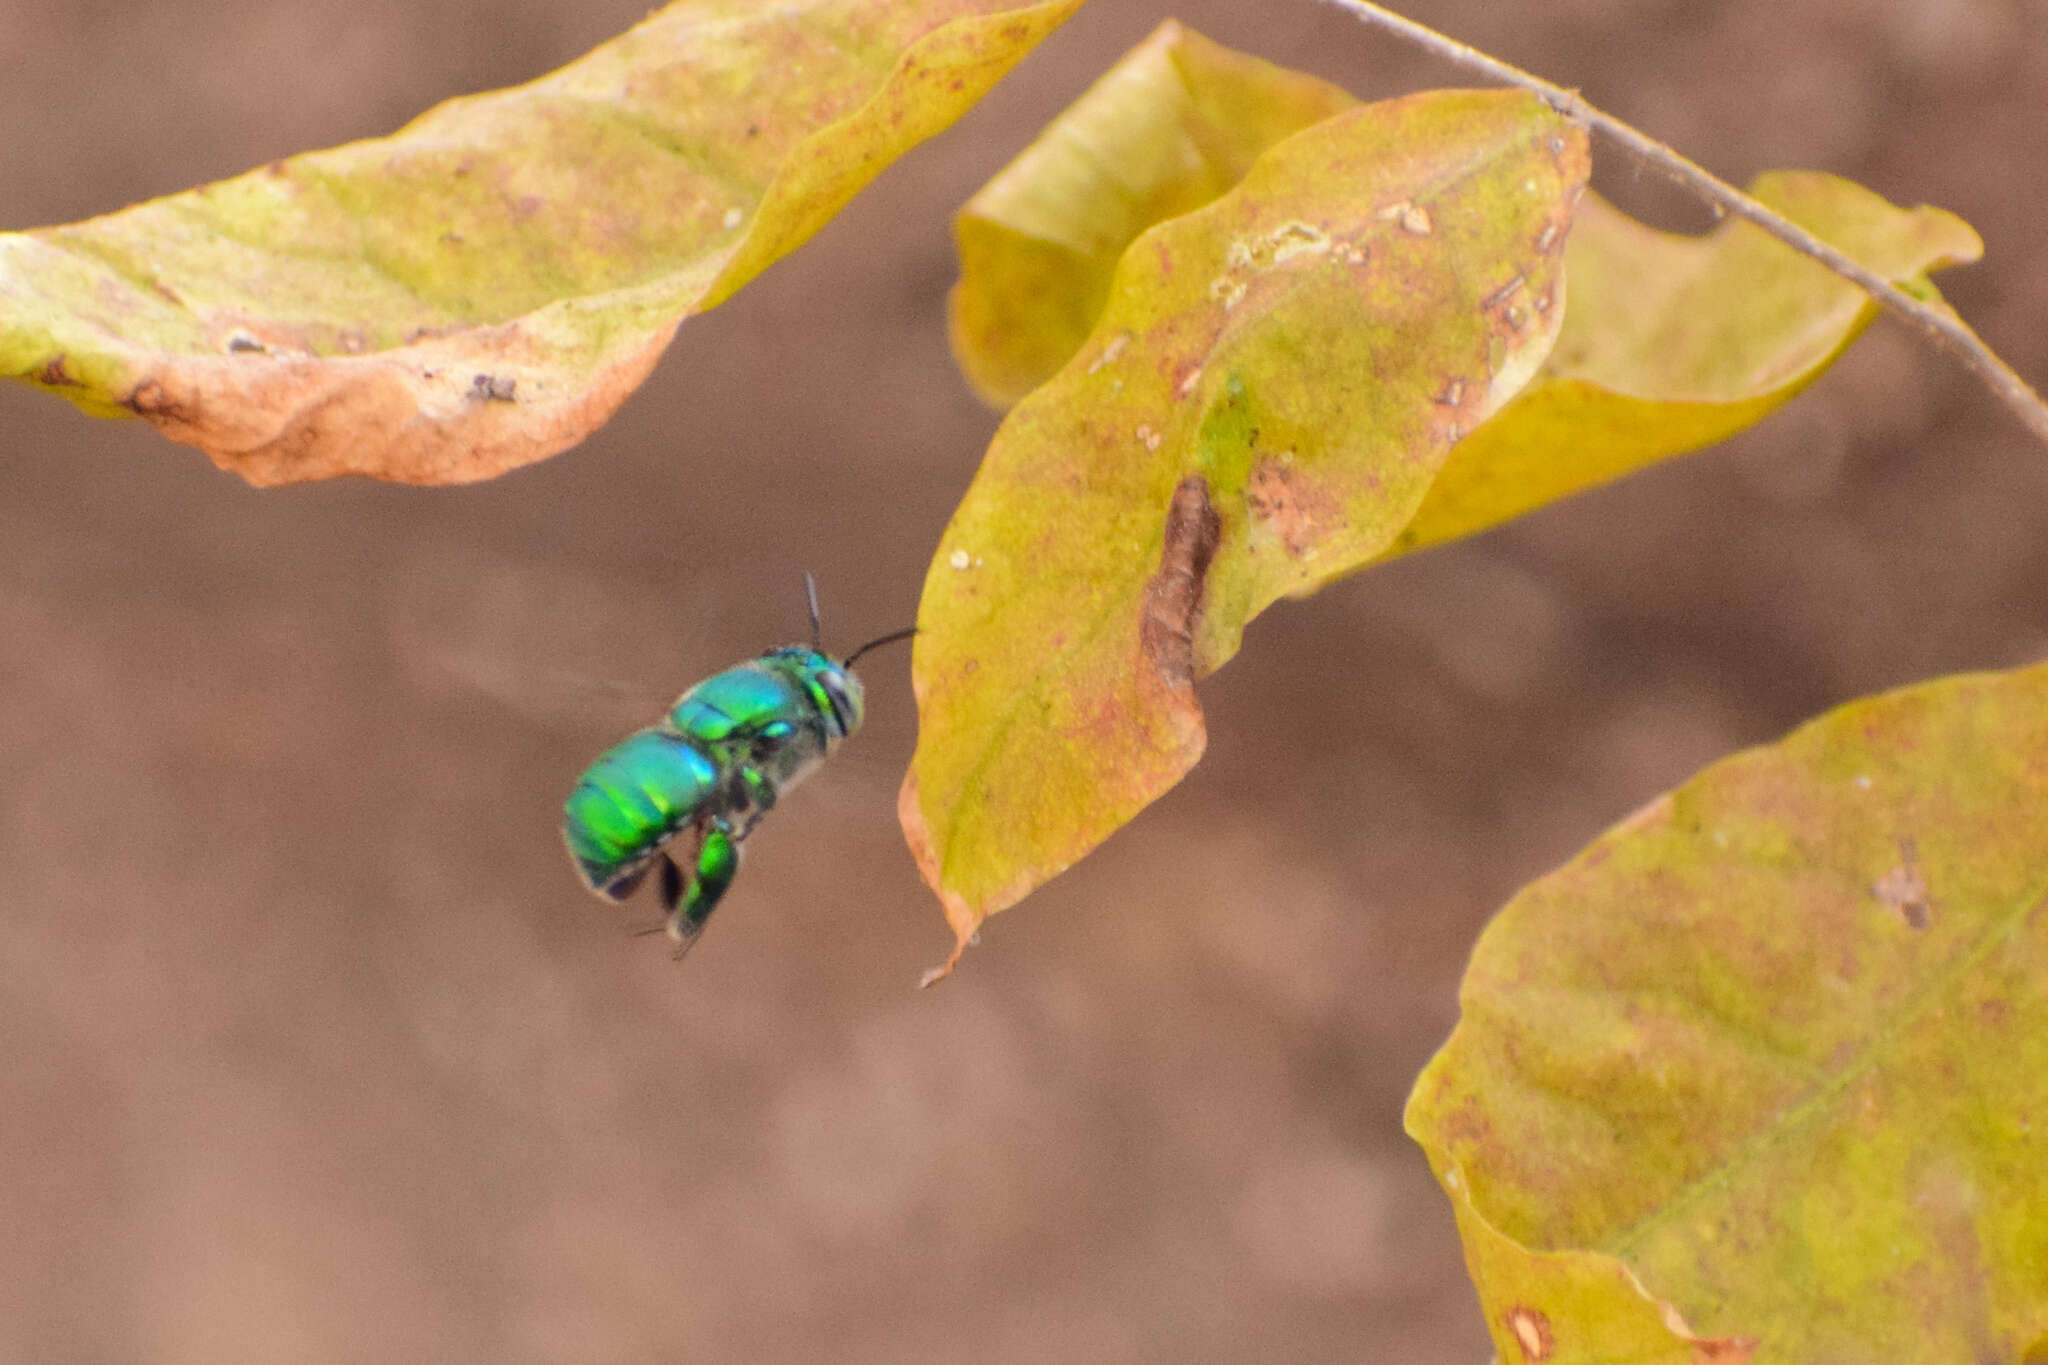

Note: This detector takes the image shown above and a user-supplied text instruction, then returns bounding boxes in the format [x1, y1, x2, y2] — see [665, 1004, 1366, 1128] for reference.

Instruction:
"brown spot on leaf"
[111, 313, 673, 484]
[1505, 1305, 1553, 1360]
[1243, 457, 1338, 559]
[1484, 273, 1526, 309]
[1873, 837, 1933, 929]
[470, 372, 518, 403]
[1209, 276, 1247, 311]
[1376, 199, 1432, 236]
[1660, 1299, 1758, 1363]
[205, 315, 318, 358]
[123, 378, 193, 424]
[1140, 476, 1221, 691]
[35, 355, 80, 388]
[1266, 219, 1330, 263]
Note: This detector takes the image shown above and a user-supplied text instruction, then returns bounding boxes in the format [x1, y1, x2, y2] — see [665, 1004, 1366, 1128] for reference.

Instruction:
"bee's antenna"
[842, 626, 918, 669]
[803, 571, 823, 652]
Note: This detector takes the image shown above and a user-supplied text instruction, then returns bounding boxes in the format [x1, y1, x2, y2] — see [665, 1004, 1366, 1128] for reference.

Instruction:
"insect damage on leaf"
[917, 475, 1221, 991]
[1872, 836, 1934, 930]
[1658, 1303, 1758, 1364]
[908, 89, 1589, 940]
[1242, 455, 1338, 560]
[1140, 475, 1222, 690]
[1505, 1305, 1554, 1361]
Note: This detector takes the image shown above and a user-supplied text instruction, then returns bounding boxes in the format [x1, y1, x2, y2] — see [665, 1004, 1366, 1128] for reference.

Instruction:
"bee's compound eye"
[817, 667, 862, 736]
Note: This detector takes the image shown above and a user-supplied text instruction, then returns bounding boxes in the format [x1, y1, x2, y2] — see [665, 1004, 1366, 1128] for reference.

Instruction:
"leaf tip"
[898, 767, 982, 967]
[917, 935, 972, 990]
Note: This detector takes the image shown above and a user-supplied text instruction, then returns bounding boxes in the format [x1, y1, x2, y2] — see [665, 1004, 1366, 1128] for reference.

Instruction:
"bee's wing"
[420, 646, 662, 735]
[381, 549, 730, 736]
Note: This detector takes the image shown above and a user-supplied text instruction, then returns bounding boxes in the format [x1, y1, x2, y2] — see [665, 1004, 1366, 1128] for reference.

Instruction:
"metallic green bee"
[561, 579, 914, 956]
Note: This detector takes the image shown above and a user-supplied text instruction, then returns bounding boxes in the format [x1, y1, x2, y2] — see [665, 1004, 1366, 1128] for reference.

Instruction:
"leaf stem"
[1319, 0, 2048, 449]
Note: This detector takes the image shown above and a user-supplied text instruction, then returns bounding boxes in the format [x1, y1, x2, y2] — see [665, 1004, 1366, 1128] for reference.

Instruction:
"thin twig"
[1320, 0, 2048, 448]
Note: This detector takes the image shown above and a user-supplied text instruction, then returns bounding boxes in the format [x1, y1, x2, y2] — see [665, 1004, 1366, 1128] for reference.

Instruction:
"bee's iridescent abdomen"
[562, 728, 720, 896]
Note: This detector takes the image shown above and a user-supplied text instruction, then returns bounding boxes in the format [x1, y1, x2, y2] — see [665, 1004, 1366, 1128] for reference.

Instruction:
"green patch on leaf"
[1408, 660, 2048, 1362]
[949, 20, 1357, 407]
[1387, 172, 1983, 558]
[904, 90, 1589, 967]
[0, 0, 1079, 485]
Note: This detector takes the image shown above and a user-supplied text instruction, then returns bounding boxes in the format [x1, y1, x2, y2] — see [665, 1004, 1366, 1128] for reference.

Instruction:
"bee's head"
[776, 647, 864, 741]
[790, 575, 911, 744]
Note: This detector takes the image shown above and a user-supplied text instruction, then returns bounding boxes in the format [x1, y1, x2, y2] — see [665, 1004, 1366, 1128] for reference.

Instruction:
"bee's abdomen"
[562, 728, 720, 895]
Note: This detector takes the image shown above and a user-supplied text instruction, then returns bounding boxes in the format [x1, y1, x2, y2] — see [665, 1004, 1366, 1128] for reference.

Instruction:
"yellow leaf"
[1388, 172, 1983, 557]
[906, 90, 1588, 967]
[949, 20, 1356, 407]
[1409, 660, 2048, 1362]
[0, 0, 1080, 485]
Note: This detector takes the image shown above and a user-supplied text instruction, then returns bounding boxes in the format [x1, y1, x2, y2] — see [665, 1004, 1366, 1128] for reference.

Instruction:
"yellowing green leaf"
[1439, 1170, 1760, 1365]
[0, 0, 1079, 485]
[948, 20, 1357, 407]
[1408, 661, 2048, 1363]
[1387, 172, 1983, 557]
[944, 29, 1980, 550]
[904, 91, 1589, 968]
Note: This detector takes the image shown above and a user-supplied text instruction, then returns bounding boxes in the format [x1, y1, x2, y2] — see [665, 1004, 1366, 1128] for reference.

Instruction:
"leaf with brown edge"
[0, 0, 1080, 486]
[1408, 660, 2048, 1362]
[906, 90, 1589, 974]
[948, 20, 1358, 407]
[1381, 171, 1982, 559]
[1439, 1165, 1757, 1365]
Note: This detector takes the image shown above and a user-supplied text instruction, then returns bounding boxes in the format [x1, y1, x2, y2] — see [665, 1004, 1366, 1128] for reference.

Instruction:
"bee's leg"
[612, 861, 672, 936]
[729, 766, 776, 841]
[618, 859, 686, 939]
[659, 827, 741, 959]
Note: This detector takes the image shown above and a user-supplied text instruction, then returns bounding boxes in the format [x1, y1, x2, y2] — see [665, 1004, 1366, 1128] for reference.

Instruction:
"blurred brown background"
[2, 1, 2044, 1360]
